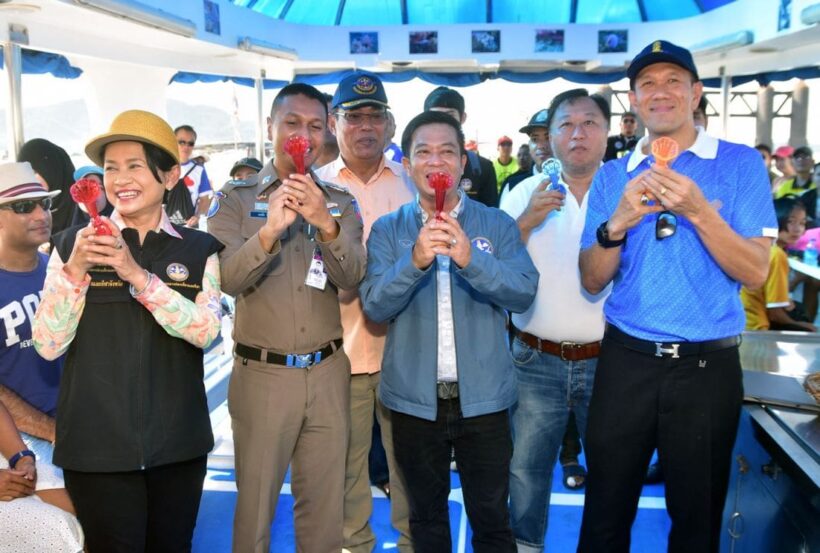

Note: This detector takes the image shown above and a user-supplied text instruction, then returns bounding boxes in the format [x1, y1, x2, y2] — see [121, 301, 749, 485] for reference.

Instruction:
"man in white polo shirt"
[499, 88, 611, 553]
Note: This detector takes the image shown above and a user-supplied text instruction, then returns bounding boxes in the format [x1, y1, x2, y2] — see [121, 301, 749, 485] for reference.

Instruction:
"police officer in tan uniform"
[207, 82, 366, 553]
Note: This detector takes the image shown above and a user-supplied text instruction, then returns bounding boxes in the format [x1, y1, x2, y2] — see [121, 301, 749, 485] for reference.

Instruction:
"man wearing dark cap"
[315, 71, 414, 553]
[424, 86, 499, 207]
[603, 112, 639, 161]
[578, 40, 776, 553]
[229, 157, 263, 182]
[493, 136, 518, 192]
[519, 109, 553, 176]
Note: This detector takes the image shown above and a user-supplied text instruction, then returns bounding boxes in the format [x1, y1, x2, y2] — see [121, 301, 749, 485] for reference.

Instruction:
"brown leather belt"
[513, 328, 601, 361]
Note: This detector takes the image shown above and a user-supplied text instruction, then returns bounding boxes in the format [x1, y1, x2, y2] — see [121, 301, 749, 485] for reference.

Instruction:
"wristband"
[8, 449, 35, 469]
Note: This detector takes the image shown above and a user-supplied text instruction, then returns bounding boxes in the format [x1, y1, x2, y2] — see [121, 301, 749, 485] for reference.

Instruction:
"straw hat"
[85, 110, 180, 166]
[0, 161, 60, 206]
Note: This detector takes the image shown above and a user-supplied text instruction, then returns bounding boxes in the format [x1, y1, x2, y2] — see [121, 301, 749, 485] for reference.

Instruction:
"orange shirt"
[315, 156, 415, 374]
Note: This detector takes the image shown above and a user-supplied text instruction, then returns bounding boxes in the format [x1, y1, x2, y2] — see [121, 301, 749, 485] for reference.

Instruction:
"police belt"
[604, 324, 740, 359]
[235, 338, 343, 368]
[513, 328, 601, 361]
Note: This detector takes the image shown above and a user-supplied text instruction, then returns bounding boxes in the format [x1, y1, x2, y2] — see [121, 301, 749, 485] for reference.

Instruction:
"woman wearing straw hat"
[33, 110, 224, 552]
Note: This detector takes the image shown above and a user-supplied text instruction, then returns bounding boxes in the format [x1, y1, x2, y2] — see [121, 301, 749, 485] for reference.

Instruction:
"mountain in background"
[0, 100, 255, 160]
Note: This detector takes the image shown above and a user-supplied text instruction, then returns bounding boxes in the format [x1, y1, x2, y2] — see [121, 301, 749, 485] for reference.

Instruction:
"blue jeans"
[509, 337, 597, 552]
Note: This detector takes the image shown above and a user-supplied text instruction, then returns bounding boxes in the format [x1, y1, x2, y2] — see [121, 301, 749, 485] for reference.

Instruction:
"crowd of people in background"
[0, 37, 815, 553]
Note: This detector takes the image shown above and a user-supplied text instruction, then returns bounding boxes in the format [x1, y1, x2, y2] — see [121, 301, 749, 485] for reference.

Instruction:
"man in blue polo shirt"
[577, 41, 777, 553]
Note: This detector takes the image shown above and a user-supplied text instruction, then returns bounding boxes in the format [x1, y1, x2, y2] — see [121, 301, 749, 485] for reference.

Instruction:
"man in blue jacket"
[360, 110, 539, 552]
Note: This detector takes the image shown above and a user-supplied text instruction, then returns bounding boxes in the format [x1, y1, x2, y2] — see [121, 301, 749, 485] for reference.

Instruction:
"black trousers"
[577, 339, 743, 553]
[64, 455, 207, 553]
[392, 401, 516, 553]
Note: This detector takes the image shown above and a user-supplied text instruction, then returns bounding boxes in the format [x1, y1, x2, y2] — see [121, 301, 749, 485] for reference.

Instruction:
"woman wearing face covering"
[18, 139, 77, 234]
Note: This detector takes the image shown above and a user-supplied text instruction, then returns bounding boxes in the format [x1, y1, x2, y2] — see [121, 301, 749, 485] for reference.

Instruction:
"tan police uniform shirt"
[207, 161, 366, 354]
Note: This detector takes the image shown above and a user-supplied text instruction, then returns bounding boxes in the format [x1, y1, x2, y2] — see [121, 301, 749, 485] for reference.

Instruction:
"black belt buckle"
[437, 381, 459, 400]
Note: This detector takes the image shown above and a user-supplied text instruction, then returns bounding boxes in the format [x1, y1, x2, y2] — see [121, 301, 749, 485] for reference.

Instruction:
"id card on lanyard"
[305, 246, 328, 290]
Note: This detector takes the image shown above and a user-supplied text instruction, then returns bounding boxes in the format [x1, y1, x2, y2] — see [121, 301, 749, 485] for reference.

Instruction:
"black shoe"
[645, 462, 664, 484]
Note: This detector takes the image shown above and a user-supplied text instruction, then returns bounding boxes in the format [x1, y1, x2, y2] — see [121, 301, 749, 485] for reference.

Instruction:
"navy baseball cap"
[627, 40, 699, 86]
[230, 157, 263, 177]
[519, 109, 549, 134]
[331, 72, 389, 110]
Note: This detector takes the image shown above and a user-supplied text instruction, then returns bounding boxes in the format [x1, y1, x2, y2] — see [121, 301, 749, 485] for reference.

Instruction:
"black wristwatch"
[596, 221, 626, 248]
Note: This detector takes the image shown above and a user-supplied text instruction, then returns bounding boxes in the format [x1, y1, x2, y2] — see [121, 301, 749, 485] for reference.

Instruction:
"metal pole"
[719, 67, 731, 139]
[255, 70, 265, 162]
[4, 41, 24, 161]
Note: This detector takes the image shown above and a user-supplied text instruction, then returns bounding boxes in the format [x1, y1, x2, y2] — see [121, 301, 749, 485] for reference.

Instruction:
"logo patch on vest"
[166, 263, 190, 282]
[471, 237, 493, 254]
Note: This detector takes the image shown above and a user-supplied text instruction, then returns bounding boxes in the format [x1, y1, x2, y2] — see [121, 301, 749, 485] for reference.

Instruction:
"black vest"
[52, 224, 223, 472]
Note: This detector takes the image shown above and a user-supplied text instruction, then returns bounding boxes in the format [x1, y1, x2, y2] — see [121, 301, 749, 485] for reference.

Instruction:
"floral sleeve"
[33, 252, 222, 359]
[32, 251, 90, 360]
[134, 253, 222, 349]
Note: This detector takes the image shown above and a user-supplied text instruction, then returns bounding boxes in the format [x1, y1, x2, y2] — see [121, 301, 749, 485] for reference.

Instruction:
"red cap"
[774, 145, 795, 158]
[497, 135, 513, 146]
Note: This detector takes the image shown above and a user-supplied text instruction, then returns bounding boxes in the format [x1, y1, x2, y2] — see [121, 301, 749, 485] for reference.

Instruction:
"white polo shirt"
[500, 173, 609, 344]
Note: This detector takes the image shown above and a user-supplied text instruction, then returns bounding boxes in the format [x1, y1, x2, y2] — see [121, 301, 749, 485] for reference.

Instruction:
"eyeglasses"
[336, 111, 387, 126]
[793, 153, 812, 161]
[177, 140, 195, 147]
[656, 210, 677, 240]
[0, 197, 53, 214]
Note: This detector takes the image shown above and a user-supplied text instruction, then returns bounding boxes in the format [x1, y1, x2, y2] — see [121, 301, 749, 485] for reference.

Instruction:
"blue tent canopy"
[171, 65, 819, 90]
[0, 48, 83, 79]
[230, 0, 735, 25]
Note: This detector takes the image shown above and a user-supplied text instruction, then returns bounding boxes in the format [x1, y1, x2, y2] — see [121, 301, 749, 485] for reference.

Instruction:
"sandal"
[562, 463, 587, 490]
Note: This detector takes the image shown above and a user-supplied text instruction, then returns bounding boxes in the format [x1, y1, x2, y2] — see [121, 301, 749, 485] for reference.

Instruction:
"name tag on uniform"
[305, 246, 328, 290]
[250, 201, 268, 218]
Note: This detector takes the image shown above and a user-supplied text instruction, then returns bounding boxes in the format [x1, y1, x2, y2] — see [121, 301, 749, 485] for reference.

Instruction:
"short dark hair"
[545, 89, 611, 131]
[401, 111, 465, 159]
[321, 92, 333, 105]
[102, 141, 177, 183]
[774, 197, 805, 231]
[423, 86, 465, 119]
[622, 111, 637, 119]
[271, 83, 329, 119]
[755, 143, 772, 155]
[173, 125, 196, 140]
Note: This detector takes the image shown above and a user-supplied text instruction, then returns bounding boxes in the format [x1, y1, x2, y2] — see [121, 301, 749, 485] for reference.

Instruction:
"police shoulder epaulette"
[323, 181, 352, 195]
[220, 177, 257, 195]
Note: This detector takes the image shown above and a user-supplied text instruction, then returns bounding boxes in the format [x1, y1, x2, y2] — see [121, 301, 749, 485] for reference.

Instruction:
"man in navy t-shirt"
[0, 161, 64, 483]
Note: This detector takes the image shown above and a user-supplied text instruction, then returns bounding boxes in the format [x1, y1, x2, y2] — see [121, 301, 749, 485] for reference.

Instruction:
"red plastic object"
[428, 172, 453, 221]
[651, 136, 680, 168]
[283, 135, 310, 175]
[69, 178, 111, 235]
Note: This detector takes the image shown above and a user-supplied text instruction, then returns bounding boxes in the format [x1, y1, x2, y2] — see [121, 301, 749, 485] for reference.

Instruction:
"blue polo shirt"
[580, 130, 777, 342]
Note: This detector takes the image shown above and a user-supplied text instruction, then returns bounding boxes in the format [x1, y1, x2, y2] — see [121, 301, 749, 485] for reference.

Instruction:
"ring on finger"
[661, 187, 667, 196]
[450, 238, 457, 246]
[640, 193, 650, 205]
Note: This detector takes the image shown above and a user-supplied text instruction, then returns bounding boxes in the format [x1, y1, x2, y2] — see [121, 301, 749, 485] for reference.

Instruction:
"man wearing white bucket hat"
[0, 162, 83, 550]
